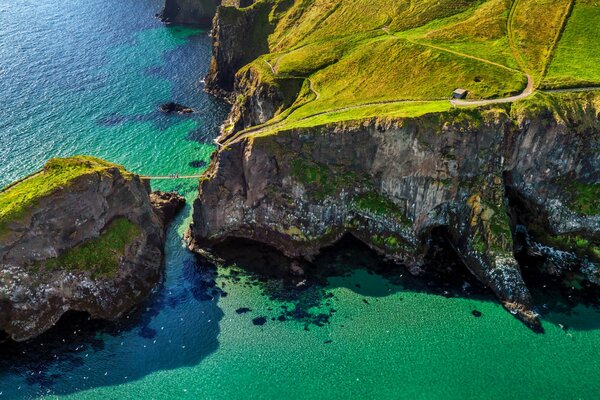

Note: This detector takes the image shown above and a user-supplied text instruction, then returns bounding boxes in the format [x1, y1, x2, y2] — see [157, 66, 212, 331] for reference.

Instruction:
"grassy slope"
[0, 156, 131, 235]
[511, 0, 573, 80]
[544, 0, 600, 88]
[41, 217, 142, 277]
[228, 0, 595, 134]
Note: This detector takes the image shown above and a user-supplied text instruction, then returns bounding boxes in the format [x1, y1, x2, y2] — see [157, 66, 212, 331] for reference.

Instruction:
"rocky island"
[0, 156, 184, 341]
[185, 0, 600, 329]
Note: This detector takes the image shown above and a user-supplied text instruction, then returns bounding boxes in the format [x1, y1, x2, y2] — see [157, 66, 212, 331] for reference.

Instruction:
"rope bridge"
[139, 174, 203, 180]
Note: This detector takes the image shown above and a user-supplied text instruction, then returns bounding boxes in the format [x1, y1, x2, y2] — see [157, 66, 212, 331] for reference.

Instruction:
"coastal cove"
[1, 1, 600, 400]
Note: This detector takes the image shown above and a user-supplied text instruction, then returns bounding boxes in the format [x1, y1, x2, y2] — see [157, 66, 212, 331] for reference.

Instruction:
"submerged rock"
[159, 102, 193, 114]
[0, 156, 183, 342]
[252, 316, 267, 326]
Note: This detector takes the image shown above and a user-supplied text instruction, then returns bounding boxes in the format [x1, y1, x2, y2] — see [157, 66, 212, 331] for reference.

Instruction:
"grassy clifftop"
[0, 156, 132, 235]
[222, 0, 600, 135]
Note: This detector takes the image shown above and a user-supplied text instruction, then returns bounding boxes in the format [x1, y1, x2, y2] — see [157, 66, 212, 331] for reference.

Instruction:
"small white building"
[452, 89, 468, 99]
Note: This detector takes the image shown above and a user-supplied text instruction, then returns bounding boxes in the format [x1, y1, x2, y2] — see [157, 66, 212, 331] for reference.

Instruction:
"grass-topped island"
[0, 156, 185, 342]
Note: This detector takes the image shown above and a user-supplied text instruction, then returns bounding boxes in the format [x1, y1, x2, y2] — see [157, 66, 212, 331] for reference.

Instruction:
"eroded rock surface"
[0, 158, 182, 341]
[188, 102, 600, 329]
[150, 191, 186, 224]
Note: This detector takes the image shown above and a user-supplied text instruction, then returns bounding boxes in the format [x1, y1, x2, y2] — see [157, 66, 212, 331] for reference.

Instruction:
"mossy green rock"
[0, 156, 180, 342]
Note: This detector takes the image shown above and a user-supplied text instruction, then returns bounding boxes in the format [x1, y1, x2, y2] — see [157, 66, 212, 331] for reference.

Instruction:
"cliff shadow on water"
[0, 210, 225, 397]
[208, 231, 600, 333]
[209, 233, 503, 329]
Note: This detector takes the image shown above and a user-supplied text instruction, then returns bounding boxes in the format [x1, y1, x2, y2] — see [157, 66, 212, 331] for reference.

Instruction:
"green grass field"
[0, 156, 131, 235]
[41, 217, 142, 277]
[226, 0, 598, 135]
[544, 0, 600, 88]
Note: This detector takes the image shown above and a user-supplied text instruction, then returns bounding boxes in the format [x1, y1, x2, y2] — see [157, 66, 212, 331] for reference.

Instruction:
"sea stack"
[0, 156, 184, 341]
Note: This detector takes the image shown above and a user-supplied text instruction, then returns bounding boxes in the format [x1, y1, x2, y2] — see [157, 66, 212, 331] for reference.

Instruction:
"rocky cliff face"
[159, 0, 255, 26]
[0, 157, 184, 341]
[159, 0, 220, 25]
[188, 100, 600, 329]
[204, 1, 269, 99]
[194, 0, 600, 329]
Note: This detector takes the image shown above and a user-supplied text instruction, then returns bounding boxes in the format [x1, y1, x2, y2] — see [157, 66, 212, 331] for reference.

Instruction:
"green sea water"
[1, 1, 600, 399]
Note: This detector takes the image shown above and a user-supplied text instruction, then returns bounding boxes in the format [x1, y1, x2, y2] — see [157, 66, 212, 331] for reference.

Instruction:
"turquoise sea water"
[1, 1, 600, 399]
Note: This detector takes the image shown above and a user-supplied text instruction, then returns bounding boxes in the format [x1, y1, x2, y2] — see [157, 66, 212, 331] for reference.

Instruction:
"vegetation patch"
[40, 218, 142, 278]
[223, 0, 599, 135]
[544, 0, 600, 88]
[567, 181, 600, 216]
[535, 230, 600, 264]
[511, 0, 573, 80]
[0, 156, 131, 236]
[463, 175, 513, 257]
[290, 159, 363, 200]
[370, 234, 408, 253]
[353, 191, 410, 225]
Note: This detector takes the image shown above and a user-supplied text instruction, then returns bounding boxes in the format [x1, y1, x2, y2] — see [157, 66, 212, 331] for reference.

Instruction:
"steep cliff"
[192, 0, 600, 329]
[205, 1, 272, 98]
[160, 0, 220, 25]
[188, 94, 600, 329]
[0, 156, 184, 341]
[159, 0, 254, 25]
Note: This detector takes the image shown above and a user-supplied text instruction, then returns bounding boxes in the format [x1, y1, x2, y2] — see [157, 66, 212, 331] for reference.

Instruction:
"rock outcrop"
[159, 0, 220, 26]
[150, 191, 186, 224]
[159, 0, 255, 26]
[160, 102, 194, 114]
[192, 0, 600, 329]
[205, 1, 270, 99]
[0, 156, 183, 341]
[188, 97, 600, 329]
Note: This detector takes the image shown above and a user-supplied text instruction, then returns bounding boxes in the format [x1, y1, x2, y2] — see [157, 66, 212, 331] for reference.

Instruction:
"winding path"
[222, 3, 591, 141]
[451, 74, 534, 106]
[543, 86, 600, 93]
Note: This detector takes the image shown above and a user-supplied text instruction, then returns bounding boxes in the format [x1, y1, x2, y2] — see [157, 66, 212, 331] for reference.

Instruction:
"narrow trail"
[543, 86, 600, 93]
[226, 98, 447, 145]
[382, 27, 535, 107]
[451, 74, 534, 106]
[218, 10, 596, 144]
[405, 38, 522, 74]
[507, 0, 529, 75]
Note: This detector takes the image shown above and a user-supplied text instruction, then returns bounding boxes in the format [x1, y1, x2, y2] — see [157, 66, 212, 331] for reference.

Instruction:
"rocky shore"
[185, 2, 600, 329]
[0, 157, 184, 342]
